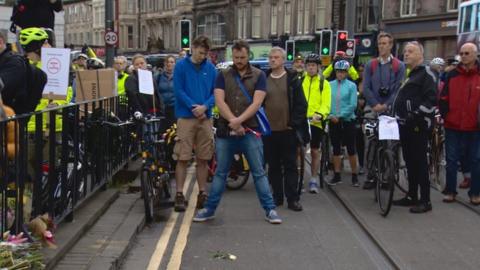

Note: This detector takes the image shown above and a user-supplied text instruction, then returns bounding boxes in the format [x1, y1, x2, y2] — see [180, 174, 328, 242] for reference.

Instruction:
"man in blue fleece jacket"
[173, 36, 216, 212]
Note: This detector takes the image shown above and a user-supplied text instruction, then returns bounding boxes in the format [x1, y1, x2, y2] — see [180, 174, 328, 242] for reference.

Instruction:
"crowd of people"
[1, 29, 479, 225]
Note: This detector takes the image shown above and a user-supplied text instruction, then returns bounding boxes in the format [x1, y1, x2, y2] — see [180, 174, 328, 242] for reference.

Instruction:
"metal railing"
[0, 97, 136, 235]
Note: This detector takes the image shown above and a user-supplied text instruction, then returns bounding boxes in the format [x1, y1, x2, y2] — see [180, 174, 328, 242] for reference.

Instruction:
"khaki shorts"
[173, 118, 214, 161]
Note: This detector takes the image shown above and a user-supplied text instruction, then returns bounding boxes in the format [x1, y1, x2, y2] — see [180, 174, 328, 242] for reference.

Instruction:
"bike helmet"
[334, 60, 350, 71]
[364, 121, 377, 140]
[305, 53, 320, 64]
[19, 27, 49, 53]
[87, 58, 105, 69]
[430, 57, 445, 66]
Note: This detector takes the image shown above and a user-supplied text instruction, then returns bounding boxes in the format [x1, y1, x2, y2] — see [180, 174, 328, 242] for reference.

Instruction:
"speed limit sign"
[105, 31, 118, 46]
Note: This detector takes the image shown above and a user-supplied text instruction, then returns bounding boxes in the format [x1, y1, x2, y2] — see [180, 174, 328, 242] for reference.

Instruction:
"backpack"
[370, 57, 401, 76]
[23, 58, 47, 113]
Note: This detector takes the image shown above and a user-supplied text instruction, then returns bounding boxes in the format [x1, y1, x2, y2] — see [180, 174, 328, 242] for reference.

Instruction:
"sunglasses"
[459, 52, 470, 56]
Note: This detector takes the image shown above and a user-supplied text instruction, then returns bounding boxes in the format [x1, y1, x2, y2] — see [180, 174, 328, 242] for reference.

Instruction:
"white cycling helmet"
[430, 57, 445, 66]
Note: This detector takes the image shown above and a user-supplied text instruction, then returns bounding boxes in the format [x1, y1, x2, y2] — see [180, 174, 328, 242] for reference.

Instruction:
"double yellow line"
[146, 169, 199, 270]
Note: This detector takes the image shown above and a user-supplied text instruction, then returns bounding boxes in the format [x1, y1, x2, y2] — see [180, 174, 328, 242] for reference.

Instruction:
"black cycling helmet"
[305, 53, 320, 65]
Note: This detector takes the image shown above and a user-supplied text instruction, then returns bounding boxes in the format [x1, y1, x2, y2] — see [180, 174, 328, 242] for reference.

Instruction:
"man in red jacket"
[439, 42, 480, 205]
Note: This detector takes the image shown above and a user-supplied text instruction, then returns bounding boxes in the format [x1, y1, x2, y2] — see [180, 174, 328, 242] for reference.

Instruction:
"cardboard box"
[75, 68, 117, 102]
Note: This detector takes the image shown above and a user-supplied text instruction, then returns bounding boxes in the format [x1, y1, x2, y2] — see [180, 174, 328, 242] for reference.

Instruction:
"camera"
[379, 87, 389, 97]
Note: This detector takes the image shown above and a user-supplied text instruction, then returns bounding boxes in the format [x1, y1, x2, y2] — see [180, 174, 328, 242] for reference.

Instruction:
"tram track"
[304, 157, 401, 270]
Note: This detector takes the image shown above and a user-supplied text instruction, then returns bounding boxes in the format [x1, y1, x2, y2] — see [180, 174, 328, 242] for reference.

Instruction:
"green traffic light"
[287, 54, 293, 60]
[322, 47, 329, 55]
[182, 37, 189, 45]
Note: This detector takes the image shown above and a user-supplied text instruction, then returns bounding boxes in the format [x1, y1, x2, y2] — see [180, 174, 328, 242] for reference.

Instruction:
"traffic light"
[336, 30, 348, 54]
[180, 19, 191, 51]
[320, 30, 332, 56]
[285, 40, 295, 61]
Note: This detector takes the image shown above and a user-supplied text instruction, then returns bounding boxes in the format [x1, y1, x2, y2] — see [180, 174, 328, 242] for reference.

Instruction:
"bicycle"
[104, 116, 173, 222]
[428, 112, 445, 191]
[364, 115, 404, 217]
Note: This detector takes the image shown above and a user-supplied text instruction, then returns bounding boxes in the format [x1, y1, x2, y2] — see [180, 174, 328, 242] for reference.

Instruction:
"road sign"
[104, 31, 118, 46]
[345, 38, 356, 58]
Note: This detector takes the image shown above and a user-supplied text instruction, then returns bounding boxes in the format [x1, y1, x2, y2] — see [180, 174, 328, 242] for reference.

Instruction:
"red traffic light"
[339, 32, 347, 40]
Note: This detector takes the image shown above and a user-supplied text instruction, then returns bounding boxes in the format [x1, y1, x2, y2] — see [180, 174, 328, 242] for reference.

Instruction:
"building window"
[128, 25, 134, 48]
[284, 2, 291, 34]
[271, 4, 277, 35]
[447, 0, 458, 12]
[400, 0, 416, 17]
[238, 7, 247, 38]
[367, 0, 376, 26]
[128, 0, 135, 13]
[297, 0, 304, 34]
[197, 14, 226, 46]
[252, 6, 261, 38]
[315, 0, 326, 29]
[356, 0, 364, 32]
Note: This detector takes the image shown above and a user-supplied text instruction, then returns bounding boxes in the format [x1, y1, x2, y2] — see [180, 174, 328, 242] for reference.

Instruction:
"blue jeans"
[445, 129, 480, 196]
[205, 133, 276, 214]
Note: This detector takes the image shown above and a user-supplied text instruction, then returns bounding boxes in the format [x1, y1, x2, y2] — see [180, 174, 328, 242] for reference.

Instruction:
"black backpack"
[23, 57, 47, 113]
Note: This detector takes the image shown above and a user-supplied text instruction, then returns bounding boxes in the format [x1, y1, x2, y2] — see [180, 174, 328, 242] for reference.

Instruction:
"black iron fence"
[0, 97, 136, 235]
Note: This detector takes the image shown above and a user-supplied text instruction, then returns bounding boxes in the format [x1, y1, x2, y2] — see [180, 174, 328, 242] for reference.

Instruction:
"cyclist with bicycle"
[327, 60, 359, 186]
[362, 32, 406, 190]
[302, 53, 331, 193]
[392, 41, 437, 213]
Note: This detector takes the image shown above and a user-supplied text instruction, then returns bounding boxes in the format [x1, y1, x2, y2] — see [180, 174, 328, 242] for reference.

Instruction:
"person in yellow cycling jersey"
[322, 51, 359, 81]
[113, 56, 129, 119]
[302, 53, 331, 193]
[19, 27, 73, 133]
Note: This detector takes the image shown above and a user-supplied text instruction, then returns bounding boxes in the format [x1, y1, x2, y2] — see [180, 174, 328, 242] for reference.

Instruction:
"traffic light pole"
[105, 0, 114, 67]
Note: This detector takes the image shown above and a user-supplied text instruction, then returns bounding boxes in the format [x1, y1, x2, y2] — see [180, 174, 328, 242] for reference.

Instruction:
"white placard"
[41, 48, 71, 97]
[378, 115, 400, 141]
[138, 69, 154, 95]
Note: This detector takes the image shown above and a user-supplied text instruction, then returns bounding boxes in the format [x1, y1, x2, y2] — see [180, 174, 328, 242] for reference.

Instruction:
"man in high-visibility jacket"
[302, 53, 331, 194]
[113, 56, 129, 119]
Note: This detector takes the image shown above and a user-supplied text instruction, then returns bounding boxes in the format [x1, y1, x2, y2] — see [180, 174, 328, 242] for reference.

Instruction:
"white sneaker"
[309, 181, 319, 194]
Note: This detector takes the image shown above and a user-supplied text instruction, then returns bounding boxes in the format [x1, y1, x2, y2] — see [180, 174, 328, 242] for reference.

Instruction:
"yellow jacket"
[322, 64, 359, 81]
[117, 72, 129, 105]
[302, 73, 331, 129]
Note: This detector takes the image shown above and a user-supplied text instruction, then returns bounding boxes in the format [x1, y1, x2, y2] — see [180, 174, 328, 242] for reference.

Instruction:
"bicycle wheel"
[141, 169, 154, 223]
[319, 134, 330, 189]
[394, 146, 409, 194]
[431, 137, 446, 191]
[226, 154, 250, 190]
[377, 149, 396, 217]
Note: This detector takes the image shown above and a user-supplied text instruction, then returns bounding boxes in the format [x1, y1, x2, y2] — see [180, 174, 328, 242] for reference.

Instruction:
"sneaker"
[392, 196, 417, 207]
[470, 196, 480, 206]
[265, 210, 282, 224]
[287, 201, 303, 211]
[196, 192, 207, 209]
[442, 194, 456, 203]
[309, 181, 319, 194]
[352, 175, 360, 187]
[358, 167, 365, 175]
[409, 202, 432, 213]
[193, 208, 215, 222]
[459, 177, 471, 189]
[174, 193, 187, 212]
[327, 175, 342, 186]
[362, 180, 376, 190]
